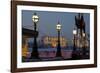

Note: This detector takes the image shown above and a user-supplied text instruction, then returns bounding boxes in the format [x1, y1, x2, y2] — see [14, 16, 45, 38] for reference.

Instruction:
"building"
[41, 36, 67, 48]
[22, 28, 36, 57]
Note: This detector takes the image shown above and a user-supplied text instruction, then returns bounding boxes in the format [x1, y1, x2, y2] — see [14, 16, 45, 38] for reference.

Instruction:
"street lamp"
[72, 28, 77, 59]
[73, 29, 77, 35]
[32, 13, 39, 23]
[31, 13, 39, 59]
[56, 22, 62, 57]
[73, 28, 77, 49]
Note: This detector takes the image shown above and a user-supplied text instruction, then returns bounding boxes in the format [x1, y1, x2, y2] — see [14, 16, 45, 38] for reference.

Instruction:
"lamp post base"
[56, 46, 62, 57]
[30, 50, 40, 59]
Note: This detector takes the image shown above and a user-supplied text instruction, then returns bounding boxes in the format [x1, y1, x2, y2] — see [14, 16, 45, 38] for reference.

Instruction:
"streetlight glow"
[73, 29, 77, 35]
[32, 13, 39, 23]
[56, 24, 61, 30]
[83, 33, 86, 37]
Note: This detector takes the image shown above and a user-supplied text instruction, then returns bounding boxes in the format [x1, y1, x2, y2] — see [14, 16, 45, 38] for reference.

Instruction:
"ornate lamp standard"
[72, 28, 77, 59]
[31, 13, 39, 59]
[56, 22, 62, 57]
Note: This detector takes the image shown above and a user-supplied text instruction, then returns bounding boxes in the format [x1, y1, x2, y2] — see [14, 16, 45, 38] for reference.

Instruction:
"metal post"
[31, 22, 39, 59]
[56, 30, 62, 57]
[72, 34, 77, 59]
[82, 34, 86, 58]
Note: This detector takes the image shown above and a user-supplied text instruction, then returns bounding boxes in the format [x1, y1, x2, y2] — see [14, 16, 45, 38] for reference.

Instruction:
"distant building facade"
[41, 36, 67, 48]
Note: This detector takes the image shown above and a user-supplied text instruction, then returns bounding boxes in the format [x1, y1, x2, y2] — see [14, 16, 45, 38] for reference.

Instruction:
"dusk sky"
[22, 10, 90, 43]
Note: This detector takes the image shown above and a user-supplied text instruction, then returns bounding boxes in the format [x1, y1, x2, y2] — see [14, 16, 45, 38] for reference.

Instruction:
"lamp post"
[31, 13, 39, 59]
[56, 22, 62, 57]
[82, 32, 86, 58]
[72, 28, 77, 59]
